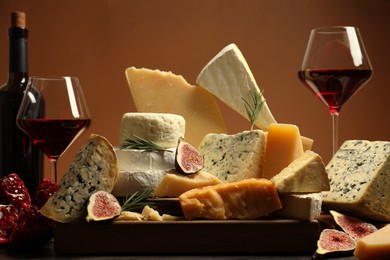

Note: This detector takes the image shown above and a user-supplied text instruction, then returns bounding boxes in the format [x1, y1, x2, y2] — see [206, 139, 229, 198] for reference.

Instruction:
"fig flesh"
[175, 138, 203, 175]
[330, 210, 377, 241]
[315, 229, 356, 256]
[86, 191, 121, 222]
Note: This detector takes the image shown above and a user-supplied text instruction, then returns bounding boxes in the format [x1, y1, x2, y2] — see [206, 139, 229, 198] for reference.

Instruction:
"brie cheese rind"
[196, 43, 276, 131]
[40, 134, 118, 223]
[112, 170, 172, 197]
[119, 113, 185, 149]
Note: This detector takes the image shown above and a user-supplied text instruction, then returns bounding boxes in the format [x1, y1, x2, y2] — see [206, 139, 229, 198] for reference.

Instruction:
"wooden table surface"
[0, 241, 359, 260]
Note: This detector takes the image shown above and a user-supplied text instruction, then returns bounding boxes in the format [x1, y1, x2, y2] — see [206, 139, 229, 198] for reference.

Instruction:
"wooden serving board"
[54, 219, 320, 255]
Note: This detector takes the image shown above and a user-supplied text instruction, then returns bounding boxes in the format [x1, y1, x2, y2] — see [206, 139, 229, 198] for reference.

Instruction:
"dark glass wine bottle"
[0, 12, 42, 195]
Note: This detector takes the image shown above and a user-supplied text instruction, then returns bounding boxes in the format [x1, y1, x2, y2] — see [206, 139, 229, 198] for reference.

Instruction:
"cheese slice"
[272, 193, 322, 221]
[119, 113, 185, 148]
[354, 224, 390, 260]
[322, 140, 390, 222]
[196, 43, 276, 130]
[271, 150, 330, 193]
[125, 67, 227, 147]
[262, 123, 304, 179]
[179, 178, 281, 220]
[153, 171, 222, 197]
[198, 130, 266, 182]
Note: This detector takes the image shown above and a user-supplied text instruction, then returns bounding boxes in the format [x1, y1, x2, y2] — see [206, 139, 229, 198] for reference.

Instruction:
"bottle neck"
[7, 26, 28, 88]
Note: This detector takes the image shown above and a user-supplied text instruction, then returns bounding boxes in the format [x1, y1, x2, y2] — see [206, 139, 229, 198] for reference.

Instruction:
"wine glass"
[16, 76, 91, 182]
[298, 26, 372, 155]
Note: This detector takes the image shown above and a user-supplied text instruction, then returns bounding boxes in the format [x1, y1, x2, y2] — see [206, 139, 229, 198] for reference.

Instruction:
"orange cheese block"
[179, 178, 281, 220]
[262, 123, 304, 179]
[125, 67, 227, 147]
[354, 224, 390, 260]
[153, 171, 222, 197]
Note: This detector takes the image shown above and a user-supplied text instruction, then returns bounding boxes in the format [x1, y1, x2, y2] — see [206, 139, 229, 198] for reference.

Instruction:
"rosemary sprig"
[120, 135, 172, 153]
[242, 90, 265, 130]
[121, 188, 155, 212]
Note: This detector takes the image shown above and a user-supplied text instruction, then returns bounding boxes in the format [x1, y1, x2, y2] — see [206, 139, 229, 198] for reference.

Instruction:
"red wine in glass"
[17, 76, 91, 182]
[17, 118, 91, 160]
[298, 69, 372, 114]
[299, 26, 372, 156]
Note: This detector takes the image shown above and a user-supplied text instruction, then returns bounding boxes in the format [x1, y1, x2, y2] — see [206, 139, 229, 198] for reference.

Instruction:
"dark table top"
[0, 242, 359, 260]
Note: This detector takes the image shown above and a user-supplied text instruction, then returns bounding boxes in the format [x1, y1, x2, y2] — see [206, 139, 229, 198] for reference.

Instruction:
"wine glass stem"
[331, 111, 339, 156]
[50, 159, 58, 183]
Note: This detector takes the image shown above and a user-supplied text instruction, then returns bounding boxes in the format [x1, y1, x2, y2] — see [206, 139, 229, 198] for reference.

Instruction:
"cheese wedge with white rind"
[196, 43, 276, 131]
[125, 67, 227, 147]
[271, 150, 330, 193]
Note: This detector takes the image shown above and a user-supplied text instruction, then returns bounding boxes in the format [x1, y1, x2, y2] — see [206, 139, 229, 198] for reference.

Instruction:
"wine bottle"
[0, 11, 42, 195]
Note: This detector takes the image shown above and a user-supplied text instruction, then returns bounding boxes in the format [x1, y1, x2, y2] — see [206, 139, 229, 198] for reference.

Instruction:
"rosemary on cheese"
[120, 135, 172, 153]
[242, 90, 265, 130]
[121, 188, 155, 212]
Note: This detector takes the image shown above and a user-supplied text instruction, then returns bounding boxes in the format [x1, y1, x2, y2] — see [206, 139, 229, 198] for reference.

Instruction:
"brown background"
[0, 0, 389, 181]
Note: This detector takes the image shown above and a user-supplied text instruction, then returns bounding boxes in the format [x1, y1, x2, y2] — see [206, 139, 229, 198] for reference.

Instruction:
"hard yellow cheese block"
[125, 67, 227, 147]
[262, 123, 304, 179]
[354, 224, 390, 260]
[153, 171, 222, 197]
[179, 178, 281, 220]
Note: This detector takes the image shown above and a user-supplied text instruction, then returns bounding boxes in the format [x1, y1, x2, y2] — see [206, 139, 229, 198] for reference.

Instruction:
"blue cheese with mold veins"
[198, 130, 266, 182]
[322, 140, 390, 222]
[40, 134, 118, 223]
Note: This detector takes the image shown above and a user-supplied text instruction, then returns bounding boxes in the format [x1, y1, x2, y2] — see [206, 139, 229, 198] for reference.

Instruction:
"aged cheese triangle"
[125, 67, 227, 147]
[196, 43, 277, 131]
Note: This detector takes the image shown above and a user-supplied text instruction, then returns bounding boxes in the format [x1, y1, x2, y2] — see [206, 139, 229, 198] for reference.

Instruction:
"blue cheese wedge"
[271, 150, 330, 193]
[322, 140, 390, 222]
[40, 134, 118, 223]
[198, 130, 266, 182]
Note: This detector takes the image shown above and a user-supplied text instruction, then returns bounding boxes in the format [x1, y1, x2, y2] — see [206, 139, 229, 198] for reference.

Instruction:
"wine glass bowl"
[298, 26, 372, 155]
[16, 76, 91, 182]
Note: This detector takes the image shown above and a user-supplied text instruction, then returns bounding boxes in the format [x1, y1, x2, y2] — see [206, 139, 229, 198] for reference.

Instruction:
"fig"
[86, 191, 121, 222]
[314, 229, 356, 258]
[330, 210, 377, 241]
[175, 138, 203, 175]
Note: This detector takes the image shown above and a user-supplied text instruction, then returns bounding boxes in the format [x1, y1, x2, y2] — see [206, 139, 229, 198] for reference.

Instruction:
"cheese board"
[54, 218, 320, 255]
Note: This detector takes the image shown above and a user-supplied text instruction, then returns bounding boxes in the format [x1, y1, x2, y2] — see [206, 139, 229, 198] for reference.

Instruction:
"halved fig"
[330, 210, 377, 241]
[175, 138, 203, 175]
[86, 191, 122, 222]
[315, 229, 356, 257]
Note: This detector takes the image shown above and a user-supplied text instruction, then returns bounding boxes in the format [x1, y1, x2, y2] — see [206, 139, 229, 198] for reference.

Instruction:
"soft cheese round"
[112, 170, 173, 197]
[119, 113, 185, 148]
[114, 148, 176, 171]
